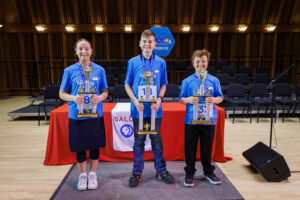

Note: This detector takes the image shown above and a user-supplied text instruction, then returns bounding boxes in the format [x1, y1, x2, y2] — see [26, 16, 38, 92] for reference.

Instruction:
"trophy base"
[191, 120, 213, 125]
[137, 130, 157, 135]
[139, 100, 156, 103]
[76, 113, 99, 118]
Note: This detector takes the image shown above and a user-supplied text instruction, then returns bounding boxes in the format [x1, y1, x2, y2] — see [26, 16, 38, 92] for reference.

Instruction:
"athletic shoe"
[184, 175, 194, 187]
[129, 174, 142, 187]
[88, 172, 98, 190]
[205, 173, 221, 185]
[155, 171, 175, 184]
[77, 174, 88, 191]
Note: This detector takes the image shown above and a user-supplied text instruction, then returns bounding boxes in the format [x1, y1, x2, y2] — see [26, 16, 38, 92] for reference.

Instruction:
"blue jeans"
[132, 117, 166, 175]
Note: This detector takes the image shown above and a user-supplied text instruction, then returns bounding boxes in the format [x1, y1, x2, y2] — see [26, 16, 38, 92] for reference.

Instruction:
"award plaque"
[191, 70, 213, 124]
[137, 71, 157, 134]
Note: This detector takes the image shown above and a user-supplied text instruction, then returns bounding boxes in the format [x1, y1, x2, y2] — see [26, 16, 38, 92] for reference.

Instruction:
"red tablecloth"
[44, 103, 232, 165]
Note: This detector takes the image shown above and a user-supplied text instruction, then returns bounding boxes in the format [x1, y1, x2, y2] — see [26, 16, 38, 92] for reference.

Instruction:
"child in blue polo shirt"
[179, 49, 224, 187]
[124, 29, 175, 187]
[59, 38, 108, 191]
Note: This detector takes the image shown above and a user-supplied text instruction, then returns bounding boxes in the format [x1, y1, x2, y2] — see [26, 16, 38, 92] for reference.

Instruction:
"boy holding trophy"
[59, 39, 108, 191]
[125, 29, 175, 187]
[179, 50, 223, 187]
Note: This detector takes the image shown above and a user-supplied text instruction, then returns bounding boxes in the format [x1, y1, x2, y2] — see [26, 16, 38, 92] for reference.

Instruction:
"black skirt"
[68, 117, 106, 152]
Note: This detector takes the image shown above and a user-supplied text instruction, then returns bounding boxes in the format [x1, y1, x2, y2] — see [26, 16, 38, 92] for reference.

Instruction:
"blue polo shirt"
[60, 62, 108, 120]
[125, 54, 168, 118]
[179, 73, 223, 125]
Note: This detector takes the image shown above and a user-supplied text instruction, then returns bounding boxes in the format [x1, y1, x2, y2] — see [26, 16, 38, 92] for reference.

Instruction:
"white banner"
[112, 103, 152, 152]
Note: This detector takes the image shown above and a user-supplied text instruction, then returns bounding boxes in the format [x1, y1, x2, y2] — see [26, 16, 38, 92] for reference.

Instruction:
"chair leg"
[233, 106, 235, 123]
[257, 105, 260, 123]
[43, 105, 47, 121]
[249, 106, 252, 123]
[282, 105, 285, 123]
[38, 105, 40, 126]
[242, 106, 245, 118]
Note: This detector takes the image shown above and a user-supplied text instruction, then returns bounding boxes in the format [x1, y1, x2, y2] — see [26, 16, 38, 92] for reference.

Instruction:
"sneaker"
[184, 175, 194, 187]
[129, 174, 142, 187]
[77, 174, 87, 191]
[88, 172, 98, 190]
[155, 171, 175, 184]
[205, 173, 221, 185]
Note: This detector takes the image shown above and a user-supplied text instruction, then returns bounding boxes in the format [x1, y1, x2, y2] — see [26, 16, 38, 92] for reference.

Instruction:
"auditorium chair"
[226, 83, 252, 123]
[38, 84, 63, 126]
[250, 83, 272, 123]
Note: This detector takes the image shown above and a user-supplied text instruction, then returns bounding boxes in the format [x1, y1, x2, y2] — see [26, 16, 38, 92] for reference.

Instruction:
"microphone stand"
[268, 64, 295, 148]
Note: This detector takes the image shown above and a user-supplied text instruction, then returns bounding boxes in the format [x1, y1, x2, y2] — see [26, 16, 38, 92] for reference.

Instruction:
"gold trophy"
[138, 71, 157, 134]
[76, 84, 99, 118]
[191, 70, 213, 124]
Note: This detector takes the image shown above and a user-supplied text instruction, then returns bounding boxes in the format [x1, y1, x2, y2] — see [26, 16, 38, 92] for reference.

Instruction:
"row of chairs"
[218, 73, 291, 93]
[224, 83, 300, 123]
[185, 65, 271, 77]
[37, 83, 300, 125]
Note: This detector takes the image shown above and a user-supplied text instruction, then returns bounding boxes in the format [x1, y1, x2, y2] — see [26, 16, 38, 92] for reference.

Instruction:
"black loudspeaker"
[242, 142, 291, 182]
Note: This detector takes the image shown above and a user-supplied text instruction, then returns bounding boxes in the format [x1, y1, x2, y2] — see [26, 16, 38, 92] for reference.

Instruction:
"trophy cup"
[137, 71, 157, 134]
[76, 82, 99, 118]
[191, 70, 213, 124]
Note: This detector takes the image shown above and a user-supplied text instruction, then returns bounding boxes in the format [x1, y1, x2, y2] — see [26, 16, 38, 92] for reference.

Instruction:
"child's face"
[139, 36, 156, 56]
[193, 56, 208, 72]
[75, 40, 93, 62]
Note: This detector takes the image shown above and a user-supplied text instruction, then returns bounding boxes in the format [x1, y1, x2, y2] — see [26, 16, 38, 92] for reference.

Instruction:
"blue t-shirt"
[179, 73, 223, 125]
[125, 54, 168, 118]
[60, 62, 108, 120]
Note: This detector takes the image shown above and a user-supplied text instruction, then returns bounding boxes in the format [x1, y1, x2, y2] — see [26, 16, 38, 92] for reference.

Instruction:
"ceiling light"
[0, 24, 3, 28]
[65, 25, 75, 32]
[95, 25, 104, 32]
[35, 25, 46, 32]
[209, 25, 219, 32]
[124, 26, 132, 32]
[266, 25, 276, 32]
[237, 25, 248, 32]
[182, 26, 190, 32]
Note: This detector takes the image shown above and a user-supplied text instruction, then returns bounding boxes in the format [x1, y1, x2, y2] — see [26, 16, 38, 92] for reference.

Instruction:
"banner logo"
[120, 124, 134, 138]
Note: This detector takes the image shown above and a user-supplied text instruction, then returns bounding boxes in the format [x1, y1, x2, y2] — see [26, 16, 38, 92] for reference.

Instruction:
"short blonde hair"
[191, 49, 211, 64]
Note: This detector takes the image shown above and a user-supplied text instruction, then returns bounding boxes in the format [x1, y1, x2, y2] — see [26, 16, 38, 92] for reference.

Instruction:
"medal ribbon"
[79, 65, 92, 91]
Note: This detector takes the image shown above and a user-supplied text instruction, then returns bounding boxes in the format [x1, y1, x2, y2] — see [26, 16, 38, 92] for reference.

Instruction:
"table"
[44, 103, 232, 165]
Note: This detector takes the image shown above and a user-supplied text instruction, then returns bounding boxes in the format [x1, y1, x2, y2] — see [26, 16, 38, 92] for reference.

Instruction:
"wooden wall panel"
[94, 34, 107, 59]
[193, 33, 205, 52]
[207, 34, 219, 59]
[221, 33, 232, 59]
[109, 33, 121, 59]
[123, 33, 137, 59]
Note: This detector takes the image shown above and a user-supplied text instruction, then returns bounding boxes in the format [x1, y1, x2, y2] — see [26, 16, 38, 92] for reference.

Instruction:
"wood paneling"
[1, 0, 300, 96]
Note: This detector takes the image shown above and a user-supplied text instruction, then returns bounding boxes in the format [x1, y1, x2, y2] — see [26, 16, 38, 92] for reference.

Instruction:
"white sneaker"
[88, 172, 98, 190]
[77, 174, 87, 191]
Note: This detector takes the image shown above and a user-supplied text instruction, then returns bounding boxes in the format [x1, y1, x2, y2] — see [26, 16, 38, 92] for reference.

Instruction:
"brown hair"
[74, 38, 93, 59]
[191, 49, 211, 64]
[140, 29, 155, 40]
[74, 38, 93, 50]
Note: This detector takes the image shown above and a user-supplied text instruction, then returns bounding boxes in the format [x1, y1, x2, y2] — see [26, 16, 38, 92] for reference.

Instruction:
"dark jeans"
[132, 117, 166, 175]
[184, 124, 215, 176]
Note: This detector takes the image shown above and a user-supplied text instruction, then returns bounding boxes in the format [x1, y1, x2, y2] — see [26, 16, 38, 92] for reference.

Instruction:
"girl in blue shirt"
[179, 50, 223, 187]
[59, 39, 108, 191]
